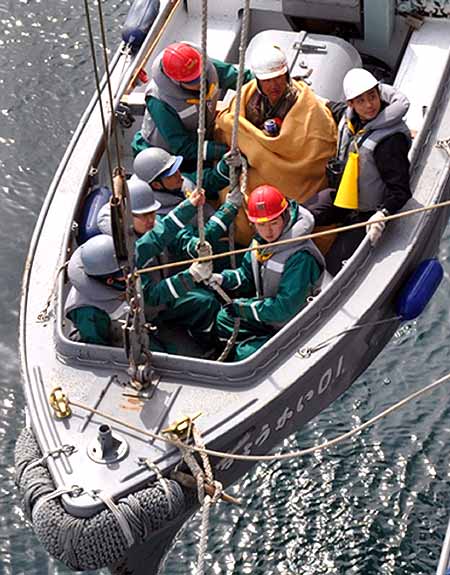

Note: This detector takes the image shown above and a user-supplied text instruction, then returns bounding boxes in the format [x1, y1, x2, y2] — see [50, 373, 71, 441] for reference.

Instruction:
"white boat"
[15, 1, 450, 573]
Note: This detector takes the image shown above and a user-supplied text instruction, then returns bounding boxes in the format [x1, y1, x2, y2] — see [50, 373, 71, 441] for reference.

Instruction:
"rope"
[136, 195, 450, 276]
[93, 491, 135, 548]
[142, 458, 175, 516]
[37, 262, 68, 323]
[68, 367, 450, 463]
[227, 0, 251, 268]
[180, 424, 222, 575]
[22, 444, 76, 475]
[195, 0, 209, 246]
[32, 486, 83, 518]
[95, 0, 124, 175]
[82, 0, 115, 192]
[297, 316, 400, 358]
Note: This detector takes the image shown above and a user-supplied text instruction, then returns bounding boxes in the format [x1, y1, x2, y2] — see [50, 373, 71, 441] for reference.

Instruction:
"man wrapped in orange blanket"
[214, 44, 337, 246]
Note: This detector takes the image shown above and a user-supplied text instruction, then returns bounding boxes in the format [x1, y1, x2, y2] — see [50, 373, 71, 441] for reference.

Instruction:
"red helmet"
[161, 43, 202, 83]
[247, 185, 288, 223]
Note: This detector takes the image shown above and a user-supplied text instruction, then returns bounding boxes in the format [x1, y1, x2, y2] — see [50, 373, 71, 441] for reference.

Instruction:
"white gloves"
[188, 241, 213, 283]
[226, 185, 244, 208]
[223, 150, 244, 169]
[189, 260, 213, 283]
[366, 210, 387, 246]
[206, 273, 223, 287]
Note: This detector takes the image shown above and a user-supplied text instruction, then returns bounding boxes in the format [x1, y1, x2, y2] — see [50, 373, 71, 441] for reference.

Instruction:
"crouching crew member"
[212, 185, 324, 361]
[65, 234, 132, 346]
[305, 68, 412, 275]
[66, 186, 241, 350]
[132, 146, 236, 210]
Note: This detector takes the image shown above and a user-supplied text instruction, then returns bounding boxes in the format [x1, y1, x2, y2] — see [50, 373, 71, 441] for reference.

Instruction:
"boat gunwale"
[48, 12, 450, 386]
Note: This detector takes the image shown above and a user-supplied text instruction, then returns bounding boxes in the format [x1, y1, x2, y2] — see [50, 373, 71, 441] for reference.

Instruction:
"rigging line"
[195, 0, 208, 245]
[229, 0, 251, 169]
[297, 316, 401, 357]
[69, 368, 450, 463]
[82, 0, 115, 192]
[227, 0, 251, 268]
[135, 195, 450, 275]
[95, 0, 123, 173]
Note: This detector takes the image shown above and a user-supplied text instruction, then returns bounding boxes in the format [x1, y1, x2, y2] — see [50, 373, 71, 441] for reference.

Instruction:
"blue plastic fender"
[78, 186, 111, 245]
[122, 0, 160, 53]
[395, 258, 444, 321]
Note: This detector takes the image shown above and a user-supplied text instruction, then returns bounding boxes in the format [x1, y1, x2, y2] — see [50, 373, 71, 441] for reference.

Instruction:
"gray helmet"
[80, 234, 121, 277]
[133, 147, 183, 184]
[127, 175, 161, 214]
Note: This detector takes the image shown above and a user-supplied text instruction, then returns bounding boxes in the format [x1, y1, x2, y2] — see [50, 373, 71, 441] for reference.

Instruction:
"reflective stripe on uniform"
[179, 105, 197, 119]
[166, 277, 180, 299]
[265, 259, 284, 273]
[168, 211, 186, 229]
[250, 301, 261, 322]
[210, 215, 227, 232]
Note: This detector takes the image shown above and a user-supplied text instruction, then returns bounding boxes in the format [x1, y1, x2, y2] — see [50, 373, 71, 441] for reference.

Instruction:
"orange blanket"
[215, 79, 337, 247]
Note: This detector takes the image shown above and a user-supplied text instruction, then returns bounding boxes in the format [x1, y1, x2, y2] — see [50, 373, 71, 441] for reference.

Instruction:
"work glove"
[222, 302, 239, 318]
[366, 210, 387, 246]
[188, 259, 213, 283]
[206, 273, 224, 287]
[188, 240, 213, 283]
[223, 149, 244, 169]
[225, 185, 244, 208]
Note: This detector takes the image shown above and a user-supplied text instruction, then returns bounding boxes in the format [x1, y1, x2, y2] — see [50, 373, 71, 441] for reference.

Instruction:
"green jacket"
[220, 204, 321, 326]
[136, 198, 238, 307]
[146, 59, 253, 163]
[67, 305, 113, 346]
[69, 198, 237, 345]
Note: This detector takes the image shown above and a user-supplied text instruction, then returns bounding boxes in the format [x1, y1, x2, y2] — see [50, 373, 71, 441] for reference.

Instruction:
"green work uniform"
[67, 305, 114, 346]
[132, 58, 253, 160]
[136, 198, 239, 347]
[215, 203, 322, 361]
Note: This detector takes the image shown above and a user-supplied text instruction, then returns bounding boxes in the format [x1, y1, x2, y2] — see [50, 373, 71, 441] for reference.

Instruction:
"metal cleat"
[49, 387, 72, 419]
[162, 412, 203, 440]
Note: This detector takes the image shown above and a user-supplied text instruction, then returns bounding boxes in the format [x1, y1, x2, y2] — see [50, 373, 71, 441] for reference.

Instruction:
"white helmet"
[251, 45, 288, 80]
[133, 147, 183, 184]
[127, 175, 161, 214]
[343, 68, 379, 100]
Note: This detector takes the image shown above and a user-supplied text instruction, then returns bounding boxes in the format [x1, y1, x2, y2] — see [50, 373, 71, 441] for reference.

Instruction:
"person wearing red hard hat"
[210, 185, 325, 361]
[131, 41, 253, 176]
[305, 67, 412, 275]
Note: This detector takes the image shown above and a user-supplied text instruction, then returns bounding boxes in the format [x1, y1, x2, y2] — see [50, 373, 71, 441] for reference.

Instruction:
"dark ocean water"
[1, 2, 450, 574]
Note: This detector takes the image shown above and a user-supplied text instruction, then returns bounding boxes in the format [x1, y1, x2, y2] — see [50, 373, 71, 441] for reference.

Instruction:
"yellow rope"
[136, 196, 450, 276]
[68, 368, 450, 463]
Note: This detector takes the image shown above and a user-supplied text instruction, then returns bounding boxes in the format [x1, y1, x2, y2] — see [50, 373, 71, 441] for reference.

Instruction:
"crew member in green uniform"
[131, 41, 253, 171]
[65, 186, 242, 350]
[212, 185, 324, 361]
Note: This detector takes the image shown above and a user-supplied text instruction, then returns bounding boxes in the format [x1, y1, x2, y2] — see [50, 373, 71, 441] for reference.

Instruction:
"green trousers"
[153, 288, 220, 352]
[215, 307, 274, 362]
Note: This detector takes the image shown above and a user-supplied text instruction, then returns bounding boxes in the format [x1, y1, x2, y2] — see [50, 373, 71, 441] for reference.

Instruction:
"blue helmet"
[80, 235, 121, 276]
